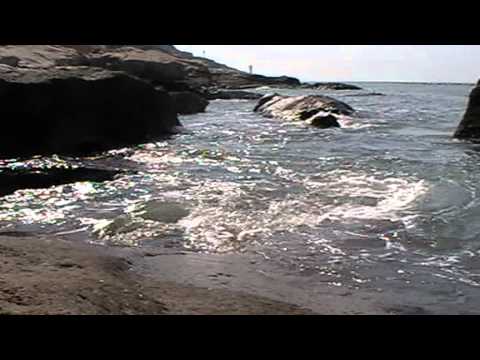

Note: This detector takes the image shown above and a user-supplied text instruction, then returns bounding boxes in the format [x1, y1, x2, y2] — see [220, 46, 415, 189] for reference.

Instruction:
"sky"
[176, 45, 480, 83]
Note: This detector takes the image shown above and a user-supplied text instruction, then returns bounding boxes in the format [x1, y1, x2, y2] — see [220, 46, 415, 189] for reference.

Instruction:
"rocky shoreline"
[0, 44, 366, 197]
[1, 45, 477, 315]
[0, 45, 339, 315]
[0, 234, 313, 315]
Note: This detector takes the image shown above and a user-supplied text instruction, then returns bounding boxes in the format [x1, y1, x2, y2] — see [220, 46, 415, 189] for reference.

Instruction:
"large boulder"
[254, 93, 354, 128]
[454, 81, 480, 140]
[0, 65, 180, 158]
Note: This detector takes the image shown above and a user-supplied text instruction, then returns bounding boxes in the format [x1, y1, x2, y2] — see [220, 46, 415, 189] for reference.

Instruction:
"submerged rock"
[94, 215, 143, 237]
[0, 65, 180, 158]
[254, 93, 353, 128]
[454, 81, 480, 140]
[137, 200, 190, 223]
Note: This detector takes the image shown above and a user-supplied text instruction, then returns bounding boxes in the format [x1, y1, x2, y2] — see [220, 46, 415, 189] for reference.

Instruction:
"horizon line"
[302, 80, 475, 85]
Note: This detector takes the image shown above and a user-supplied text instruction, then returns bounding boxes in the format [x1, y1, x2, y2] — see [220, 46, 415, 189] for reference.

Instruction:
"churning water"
[2, 82, 480, 312]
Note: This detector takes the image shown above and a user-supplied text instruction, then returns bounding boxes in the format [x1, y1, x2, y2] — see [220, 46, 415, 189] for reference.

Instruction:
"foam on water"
[170, 169, 429, 253]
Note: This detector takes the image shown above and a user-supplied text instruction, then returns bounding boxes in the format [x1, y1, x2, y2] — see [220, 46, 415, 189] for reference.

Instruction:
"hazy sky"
[176, 45, 480, 83]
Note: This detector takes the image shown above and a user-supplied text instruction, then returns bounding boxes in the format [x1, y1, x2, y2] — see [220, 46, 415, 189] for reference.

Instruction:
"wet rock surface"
[0, 235, 314, 315]
[0, 235, 167, 315]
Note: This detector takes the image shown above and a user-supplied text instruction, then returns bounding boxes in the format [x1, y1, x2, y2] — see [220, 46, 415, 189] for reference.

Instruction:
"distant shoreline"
[305, 80, 475, 86]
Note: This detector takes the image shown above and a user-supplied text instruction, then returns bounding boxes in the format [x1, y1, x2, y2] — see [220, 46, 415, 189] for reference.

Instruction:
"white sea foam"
[172, 169, 428, 252]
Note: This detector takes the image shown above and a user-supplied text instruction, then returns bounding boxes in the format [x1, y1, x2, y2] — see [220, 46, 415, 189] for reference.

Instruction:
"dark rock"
[213, 74, 301, 90]
[310, 114, 341, 128]
[0, 65, 180, 158]
[343, 92, 385, 97]
[206, 89, 263, 100]
[0, 167, 124, 197]
[254, 94, 353, 128]
[253, 93, 282, 112]
[254, 94, 354, 128]
[302, 82, 363, 90]
[454, 81, 480, 140]
[169, 91, 209, 114]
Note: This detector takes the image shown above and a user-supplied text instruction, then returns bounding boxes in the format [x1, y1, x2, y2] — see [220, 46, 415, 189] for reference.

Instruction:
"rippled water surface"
[3, 82, 480, 310]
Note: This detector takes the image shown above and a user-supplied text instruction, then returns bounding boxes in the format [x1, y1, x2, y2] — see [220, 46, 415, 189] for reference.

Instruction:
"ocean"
[2, 82, 480, 313]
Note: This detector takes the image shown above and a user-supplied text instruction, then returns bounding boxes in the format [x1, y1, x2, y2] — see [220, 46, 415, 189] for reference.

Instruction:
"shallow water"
[2, 82, 480, 312]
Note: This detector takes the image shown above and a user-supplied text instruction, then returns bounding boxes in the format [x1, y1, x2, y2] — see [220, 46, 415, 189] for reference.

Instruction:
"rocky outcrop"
[302, 82, 362, 90]
[454, 81, 480, 140]
[88, 45, 301, 91]
[169, 91, 209, 114]
[0, 45, 89, 68]
[86, 47, 197, 88]
[0, 64, 180, 158]
[206, 89, 263, 100]
[211, 73, 301, 90]
[0, 45, 363, 157]
[3, 45, 359, 97]
[254, 93, 354, 128]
